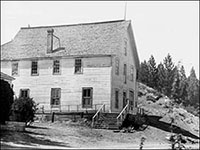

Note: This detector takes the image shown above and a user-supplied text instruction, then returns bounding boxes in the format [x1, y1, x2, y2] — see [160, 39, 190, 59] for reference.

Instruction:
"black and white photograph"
[1, 1, 199, 149]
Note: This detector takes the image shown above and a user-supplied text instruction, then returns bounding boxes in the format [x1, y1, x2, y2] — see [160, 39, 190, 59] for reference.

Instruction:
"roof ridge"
[21, 19, 130, 29]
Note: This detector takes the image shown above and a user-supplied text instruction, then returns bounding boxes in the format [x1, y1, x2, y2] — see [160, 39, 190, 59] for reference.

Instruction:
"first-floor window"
[51, 88, 61, 106]
[123, 91, 127, 108]
[115, 89, 119, 109]
[20, 89, 30, 98]
[82, 87, 93, 108]
[129, 90, 134, 110]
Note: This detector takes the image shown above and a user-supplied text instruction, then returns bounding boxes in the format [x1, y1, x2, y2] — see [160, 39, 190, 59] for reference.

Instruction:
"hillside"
[137, 82, 199, 139]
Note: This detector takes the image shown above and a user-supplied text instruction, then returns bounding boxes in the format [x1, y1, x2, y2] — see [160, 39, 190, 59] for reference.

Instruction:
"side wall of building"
[111, 25, 138, 112]
[1, 56, 112, 112]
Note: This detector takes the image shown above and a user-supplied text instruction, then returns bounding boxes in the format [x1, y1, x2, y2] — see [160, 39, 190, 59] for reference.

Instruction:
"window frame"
[129, 89, 134, 110]
[130, 65, 134, 82]
[53, 59, 61, 75]
[124, 40, 127, 56]
[19, 89, 30, 98]
[50, 88, 61, 106]
[115, 89, 119, 109]
[74, 58, 83, 74]
[82, 87, 93, 108]
[11, 62, 19, 76]
[123, 90, 127, 108]
[123, 63, 127, 84]
[31, 60, 38, 76]
[115, 58, 120, 75]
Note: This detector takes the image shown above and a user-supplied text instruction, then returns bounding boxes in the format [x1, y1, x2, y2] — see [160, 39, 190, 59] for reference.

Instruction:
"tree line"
[138, 53, 199, 109]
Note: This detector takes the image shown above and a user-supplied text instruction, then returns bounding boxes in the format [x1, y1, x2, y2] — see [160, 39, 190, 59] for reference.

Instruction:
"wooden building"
[1, 20, 140, 113]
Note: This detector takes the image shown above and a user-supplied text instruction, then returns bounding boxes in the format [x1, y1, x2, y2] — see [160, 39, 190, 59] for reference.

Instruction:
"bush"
[0, 79, 14, 124]
[10, 97, 38, 125]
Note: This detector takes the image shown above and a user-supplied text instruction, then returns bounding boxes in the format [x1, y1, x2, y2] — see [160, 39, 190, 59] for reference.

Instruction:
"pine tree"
[138, 60, 150, 85]
[179, 65, 188, 105]
[157, 62, 166, 93]
[187, 67, 199, 107]
[171, 66, 181, 103]
[148, 55, 158, 88]
[163, 53, 176, 97]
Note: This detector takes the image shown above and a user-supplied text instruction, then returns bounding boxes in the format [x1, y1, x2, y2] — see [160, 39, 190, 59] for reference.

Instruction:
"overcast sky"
[1, 1, 199, 78]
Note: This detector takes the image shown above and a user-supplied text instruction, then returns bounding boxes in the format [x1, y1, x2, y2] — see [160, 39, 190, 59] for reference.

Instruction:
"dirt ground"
[1, 121, 199, 149]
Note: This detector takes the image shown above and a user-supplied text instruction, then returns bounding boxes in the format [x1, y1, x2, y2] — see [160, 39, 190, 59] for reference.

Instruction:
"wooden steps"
[93, 112, 120, 130]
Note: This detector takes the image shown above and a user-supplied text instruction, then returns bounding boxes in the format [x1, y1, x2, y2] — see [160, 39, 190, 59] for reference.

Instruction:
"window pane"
[130, 66, 134, 81]
[115, 90, 119, 109]
[31, 61, 38, 75]
[124, 64, 127, 84]
[75, 59, 82, 73]
[53, 60, 60, 74]
[115, 59, 119, 75]
[12, 62, 18, 76]
[20, 89, 29, 98]
[51, 88, 61, 105]
[82, 88, 93, 108]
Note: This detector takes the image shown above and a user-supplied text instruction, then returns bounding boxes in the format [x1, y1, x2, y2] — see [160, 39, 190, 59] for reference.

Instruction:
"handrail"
[91, 104, 105, 127]
[116, 100, 129, 125]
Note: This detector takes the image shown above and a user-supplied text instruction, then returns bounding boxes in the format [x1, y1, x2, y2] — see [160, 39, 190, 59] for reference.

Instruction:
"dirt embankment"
[138, 83, 199, 139]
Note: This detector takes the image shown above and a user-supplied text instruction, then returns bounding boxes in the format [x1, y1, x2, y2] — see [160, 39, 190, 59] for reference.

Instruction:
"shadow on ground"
[0, 128, 70, 148]
[146, 115, 199, 139]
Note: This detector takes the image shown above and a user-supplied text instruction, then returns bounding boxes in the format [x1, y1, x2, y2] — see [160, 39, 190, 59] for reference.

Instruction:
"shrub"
[10, 97, 38, 125]
[0, 79, 14, 124]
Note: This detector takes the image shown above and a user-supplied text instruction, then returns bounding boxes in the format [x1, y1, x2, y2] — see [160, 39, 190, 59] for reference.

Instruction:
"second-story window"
[12, 62, 18, 76]
[124, 40, 127, 56]
[130, 65, 134, 81]
[115, 58, 119, 75]
[31, 61, 38, 75]
[53, 60, 60, 74]
[124, 64, 127, 84]
[75, 59, 82, 74]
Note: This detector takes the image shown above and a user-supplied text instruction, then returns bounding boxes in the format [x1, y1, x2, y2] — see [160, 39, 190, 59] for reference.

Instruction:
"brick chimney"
[47, 29, 54, 53]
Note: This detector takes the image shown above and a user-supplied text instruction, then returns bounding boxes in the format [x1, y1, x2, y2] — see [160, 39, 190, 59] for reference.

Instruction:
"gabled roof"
[1, 20, 140, 69]
[0, 72, 15, 81]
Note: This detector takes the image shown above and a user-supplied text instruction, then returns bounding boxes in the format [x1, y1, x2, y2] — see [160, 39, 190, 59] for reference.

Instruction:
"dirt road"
[1, 121, 199, 149]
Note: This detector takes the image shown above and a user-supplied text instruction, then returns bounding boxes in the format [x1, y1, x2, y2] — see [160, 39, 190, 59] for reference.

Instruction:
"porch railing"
[91, 104, 105, 127]
[36, 103, 107, 113]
